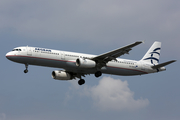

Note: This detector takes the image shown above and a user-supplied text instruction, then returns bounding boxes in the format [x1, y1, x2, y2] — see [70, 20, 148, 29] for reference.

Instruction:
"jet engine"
[52, 70, 72, 80]
[76, 58, 96, 68]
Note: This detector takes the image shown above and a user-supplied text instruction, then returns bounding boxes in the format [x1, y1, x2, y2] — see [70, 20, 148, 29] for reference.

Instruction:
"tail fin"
[140, 41, 161, 65]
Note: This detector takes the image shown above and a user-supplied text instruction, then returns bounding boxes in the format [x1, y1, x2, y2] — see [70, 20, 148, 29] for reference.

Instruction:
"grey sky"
[0, 0, 179, 120]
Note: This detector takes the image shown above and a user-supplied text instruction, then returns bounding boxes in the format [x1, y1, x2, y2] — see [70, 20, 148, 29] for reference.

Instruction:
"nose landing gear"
[24, 64, 28, 73]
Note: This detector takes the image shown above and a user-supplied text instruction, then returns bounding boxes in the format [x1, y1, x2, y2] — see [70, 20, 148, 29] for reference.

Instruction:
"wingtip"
[172, 60, 177, 62]
[136, 40, 145, 44]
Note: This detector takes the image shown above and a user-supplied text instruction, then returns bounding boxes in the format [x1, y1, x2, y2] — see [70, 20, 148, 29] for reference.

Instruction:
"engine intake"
[76, 58, 96, 68]
[52, 70, 72, 80]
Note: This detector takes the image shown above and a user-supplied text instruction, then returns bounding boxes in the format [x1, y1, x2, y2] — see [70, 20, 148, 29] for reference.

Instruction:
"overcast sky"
[0, 0, 180, 120]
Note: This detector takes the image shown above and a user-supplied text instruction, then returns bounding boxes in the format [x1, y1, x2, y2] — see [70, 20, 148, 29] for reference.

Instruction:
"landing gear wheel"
[24, 64, 28, 73]
[24, 69, 28, 73]
[78, 79, 85, 85]
[95, 71, 102, 77]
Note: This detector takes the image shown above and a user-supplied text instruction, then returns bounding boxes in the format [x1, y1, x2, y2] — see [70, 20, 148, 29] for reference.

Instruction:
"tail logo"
[143, 48, 161, 64]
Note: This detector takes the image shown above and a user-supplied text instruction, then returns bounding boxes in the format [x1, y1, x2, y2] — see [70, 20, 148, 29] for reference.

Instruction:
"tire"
[95, 71, 102, 77]
[78, 79, 85, 85]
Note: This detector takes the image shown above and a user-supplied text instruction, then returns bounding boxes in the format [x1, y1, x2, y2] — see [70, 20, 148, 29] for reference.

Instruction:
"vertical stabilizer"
[140, 41, 161, 65]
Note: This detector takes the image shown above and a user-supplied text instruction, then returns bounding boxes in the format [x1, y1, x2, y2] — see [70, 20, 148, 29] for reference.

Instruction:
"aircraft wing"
[91, 41, 143, 67]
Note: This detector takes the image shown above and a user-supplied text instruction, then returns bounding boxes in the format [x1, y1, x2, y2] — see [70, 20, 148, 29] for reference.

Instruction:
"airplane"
[6, 41, 176, 85]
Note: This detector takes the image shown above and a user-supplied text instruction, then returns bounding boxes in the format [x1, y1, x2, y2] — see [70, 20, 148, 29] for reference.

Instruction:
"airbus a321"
[6, 41, 176, 85]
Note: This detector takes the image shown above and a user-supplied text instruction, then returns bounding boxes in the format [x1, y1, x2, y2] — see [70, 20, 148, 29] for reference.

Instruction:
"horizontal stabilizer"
[151, 60, 176, 69]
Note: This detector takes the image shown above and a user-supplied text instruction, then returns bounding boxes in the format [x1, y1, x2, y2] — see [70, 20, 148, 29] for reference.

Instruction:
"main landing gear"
[78, 79, 85, 85]
[24, 64, 28, 73]
[78, 71, 102, 86]
[95, 71, 102, 78]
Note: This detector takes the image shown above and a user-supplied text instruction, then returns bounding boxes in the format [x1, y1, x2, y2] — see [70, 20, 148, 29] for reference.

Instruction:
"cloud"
[88, 77, 149, 111]
[0, 0, 180, 46]
[68, 77, 149, 111]
[0, 0, 179, 58]
[0, 113, 6, 120]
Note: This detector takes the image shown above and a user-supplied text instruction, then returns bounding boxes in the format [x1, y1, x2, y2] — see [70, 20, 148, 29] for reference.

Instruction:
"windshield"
[12, 49, 21, 51]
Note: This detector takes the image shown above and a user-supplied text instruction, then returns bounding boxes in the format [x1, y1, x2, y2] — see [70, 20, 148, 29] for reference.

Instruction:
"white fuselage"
[6, 46, 164, 76]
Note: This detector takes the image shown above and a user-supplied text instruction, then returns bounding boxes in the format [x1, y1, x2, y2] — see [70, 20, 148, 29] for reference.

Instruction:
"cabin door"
[27, 46, 32, 56]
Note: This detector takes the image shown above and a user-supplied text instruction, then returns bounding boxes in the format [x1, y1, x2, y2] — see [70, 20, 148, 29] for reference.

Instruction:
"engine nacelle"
[52, 70, 72, 80]
[76, 58, 96, 68]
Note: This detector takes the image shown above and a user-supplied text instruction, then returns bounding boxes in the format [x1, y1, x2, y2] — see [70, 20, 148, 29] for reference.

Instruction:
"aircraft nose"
[6, 52, 13, 60]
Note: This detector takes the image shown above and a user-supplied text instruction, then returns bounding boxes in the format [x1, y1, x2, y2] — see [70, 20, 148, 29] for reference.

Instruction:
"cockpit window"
[12, 49, 22, 51]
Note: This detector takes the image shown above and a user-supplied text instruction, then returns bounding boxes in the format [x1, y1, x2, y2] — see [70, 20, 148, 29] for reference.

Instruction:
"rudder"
[140, 41, 161, 65]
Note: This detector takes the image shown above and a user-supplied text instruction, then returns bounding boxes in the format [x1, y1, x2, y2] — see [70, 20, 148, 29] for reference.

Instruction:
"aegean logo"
[143, 48, 161, 64]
